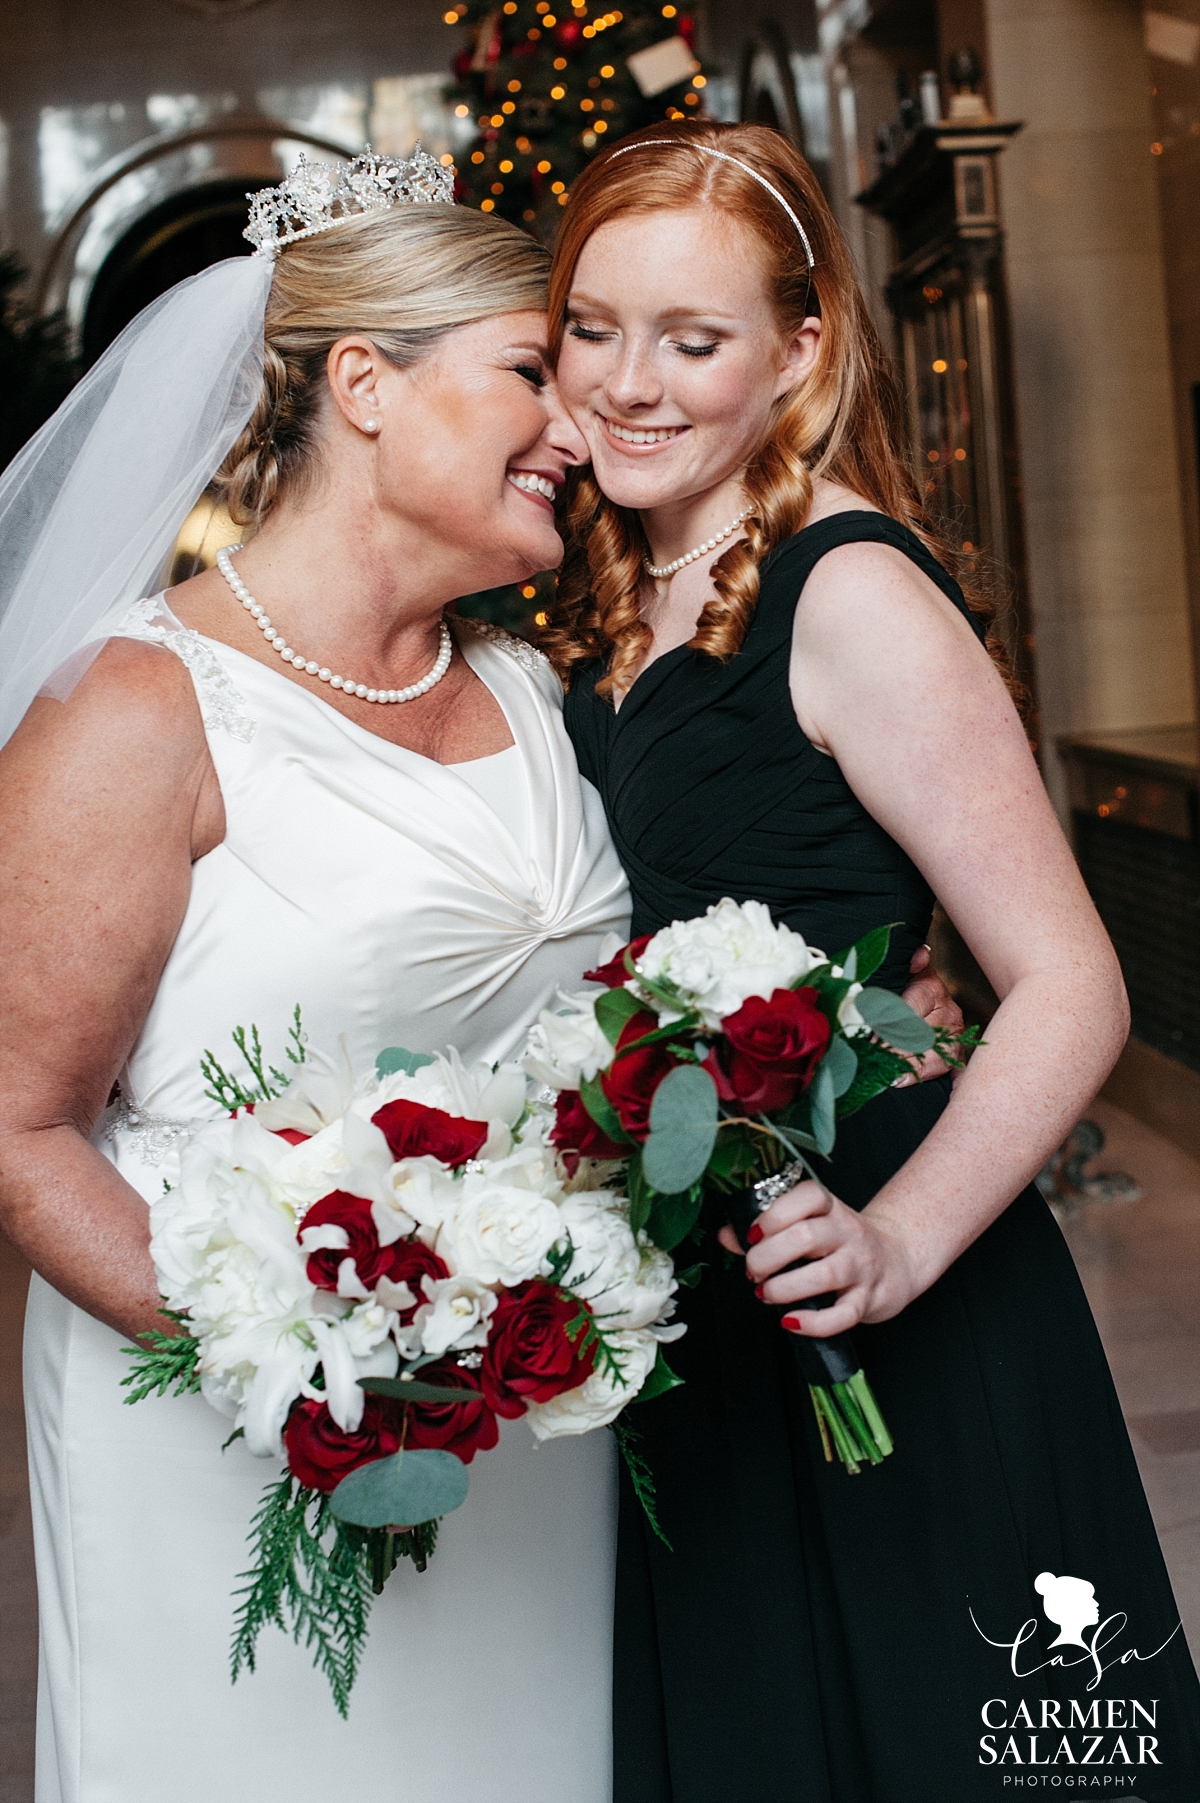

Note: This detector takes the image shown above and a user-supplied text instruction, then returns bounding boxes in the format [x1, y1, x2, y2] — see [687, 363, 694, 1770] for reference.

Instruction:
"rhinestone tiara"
[244, 145, 456, 259]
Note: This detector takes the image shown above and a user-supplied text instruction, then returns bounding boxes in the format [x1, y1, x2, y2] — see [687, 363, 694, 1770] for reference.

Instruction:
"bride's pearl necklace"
[644, 508, 754, 579]
[216, 546, 453, 704]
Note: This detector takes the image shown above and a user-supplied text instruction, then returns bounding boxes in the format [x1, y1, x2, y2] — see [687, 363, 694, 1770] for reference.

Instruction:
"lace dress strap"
[112, 594, 256, 743]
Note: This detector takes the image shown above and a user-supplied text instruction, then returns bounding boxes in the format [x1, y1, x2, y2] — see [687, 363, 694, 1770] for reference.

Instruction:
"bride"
[0, 151, 955, 1802]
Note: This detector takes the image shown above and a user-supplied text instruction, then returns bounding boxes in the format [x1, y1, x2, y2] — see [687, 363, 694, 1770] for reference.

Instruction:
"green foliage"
[120, 1312, 201, 1404]
[0, 252, 79, 473]
[644, 1181, 704, 1251]
[636, 1344, 683, 1402]
[835, 1037, 912, 1118]
[579, 1071, 631, 1145]
[832, 923, 897, 986]
[445, 2, 710, 237]
[230, 1475, 377, 1717]
[641, 1063, 718, 1193]
[611, 1415, 672, 1548]
[375, 1046, 436, 1079]
[201, 1006, 306, 1112]
[329, 1447, 470, 1531]
[854, 986, 937, 1055]
[594, 984, 644, 1046]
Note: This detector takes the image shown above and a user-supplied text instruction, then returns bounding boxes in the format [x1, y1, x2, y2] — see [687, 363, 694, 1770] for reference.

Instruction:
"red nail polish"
[782, 1316, 803, 1333]
[747, 1223, 764, 1246]
[754, 1283, 766, 1300]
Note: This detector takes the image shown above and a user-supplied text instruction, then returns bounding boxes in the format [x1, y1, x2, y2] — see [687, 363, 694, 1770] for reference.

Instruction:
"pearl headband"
[605, 140, 816, 270]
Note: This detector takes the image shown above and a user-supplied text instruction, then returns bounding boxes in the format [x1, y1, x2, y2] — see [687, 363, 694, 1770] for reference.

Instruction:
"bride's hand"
[716, 1179, 921, 1334]
[895, 944, 963, 1087]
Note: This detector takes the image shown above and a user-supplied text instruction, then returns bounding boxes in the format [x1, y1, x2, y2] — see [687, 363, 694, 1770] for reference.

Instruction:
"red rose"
[371, 1098, 488, 1167]
[709, 987, 831, 1112]
[381, 1238, 450, 1323]
[301, 1191, 395, 1292]
[284, 1395, 403, 1494]
[480, 1281, 595, 1419]
[300, 1192, 449, 1301]
[600, 1011, 676, 1143]
[403, 1360, 499, 1464]
[583, 934, 651, 989]
[549, 1089, 626, 1174]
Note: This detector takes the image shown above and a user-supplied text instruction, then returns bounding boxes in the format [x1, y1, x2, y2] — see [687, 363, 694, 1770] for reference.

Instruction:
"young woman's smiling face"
[556, 206, 814, 516]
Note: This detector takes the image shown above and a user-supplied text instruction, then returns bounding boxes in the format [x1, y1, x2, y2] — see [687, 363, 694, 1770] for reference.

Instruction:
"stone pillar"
[984, 0, 1196, 812]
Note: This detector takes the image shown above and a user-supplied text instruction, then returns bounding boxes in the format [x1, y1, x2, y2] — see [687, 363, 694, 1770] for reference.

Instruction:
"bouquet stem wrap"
[726, 1164, 894, 1475]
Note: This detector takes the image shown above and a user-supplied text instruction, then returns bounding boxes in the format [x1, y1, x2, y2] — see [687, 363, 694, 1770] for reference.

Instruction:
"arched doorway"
[82, 177, 270, 366]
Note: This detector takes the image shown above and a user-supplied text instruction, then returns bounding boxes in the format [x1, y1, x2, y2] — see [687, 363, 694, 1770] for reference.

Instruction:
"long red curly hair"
[539, 120, 1009, 701]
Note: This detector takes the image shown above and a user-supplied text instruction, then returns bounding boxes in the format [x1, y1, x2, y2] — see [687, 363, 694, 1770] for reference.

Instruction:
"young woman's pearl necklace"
[644, 508, 754, 579]
[216, 546, 453, 705]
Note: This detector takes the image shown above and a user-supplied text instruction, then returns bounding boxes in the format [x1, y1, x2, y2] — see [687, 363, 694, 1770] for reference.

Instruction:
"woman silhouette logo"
[1034, 1571, 1101, 1648]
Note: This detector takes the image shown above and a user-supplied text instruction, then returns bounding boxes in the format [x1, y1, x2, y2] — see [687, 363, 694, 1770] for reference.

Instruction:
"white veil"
[0, 254, 273, 748]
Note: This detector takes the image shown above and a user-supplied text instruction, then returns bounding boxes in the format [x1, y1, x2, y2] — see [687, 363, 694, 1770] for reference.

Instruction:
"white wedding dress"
[23, 602, 631, 1803]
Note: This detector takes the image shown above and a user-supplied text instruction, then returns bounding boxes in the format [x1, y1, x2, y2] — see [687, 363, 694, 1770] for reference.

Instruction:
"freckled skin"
[557, 204, 1130, 1332]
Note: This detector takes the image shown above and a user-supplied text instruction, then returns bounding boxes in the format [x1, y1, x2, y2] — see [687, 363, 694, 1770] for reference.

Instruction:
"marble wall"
[985, 0, 1197, 810]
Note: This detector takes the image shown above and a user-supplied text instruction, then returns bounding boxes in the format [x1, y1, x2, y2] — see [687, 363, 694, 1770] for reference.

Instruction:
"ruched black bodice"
[563, 513, 1200, 1803]
[565, 512, 978, 991]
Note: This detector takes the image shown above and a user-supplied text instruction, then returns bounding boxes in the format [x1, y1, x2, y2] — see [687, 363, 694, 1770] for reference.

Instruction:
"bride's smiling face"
[555, 208, 814, 514]
[350, 309, 585, 586]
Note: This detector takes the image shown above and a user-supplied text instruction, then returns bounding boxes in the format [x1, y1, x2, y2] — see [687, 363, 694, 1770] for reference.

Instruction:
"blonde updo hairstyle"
[542, 121, 1008, 700]
[215, 205, 551, 526]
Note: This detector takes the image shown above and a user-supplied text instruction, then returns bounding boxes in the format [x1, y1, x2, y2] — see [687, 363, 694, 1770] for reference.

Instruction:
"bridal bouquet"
[526, 899, 979, 1476]
[122, 1022, 682, 1713]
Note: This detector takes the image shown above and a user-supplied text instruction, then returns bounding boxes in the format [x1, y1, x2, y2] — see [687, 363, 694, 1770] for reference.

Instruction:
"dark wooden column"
[857, 119, 1037, 720]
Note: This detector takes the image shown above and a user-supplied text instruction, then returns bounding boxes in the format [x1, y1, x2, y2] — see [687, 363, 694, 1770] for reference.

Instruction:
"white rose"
[523, 991, 615, 1091]
[636, 897, 825, 1029]
[438, 1174, 563, 1286]
[411, 1273, 498, 1359]
[525, 1329, 659, 1439]
[556, 1195, 677, 1332]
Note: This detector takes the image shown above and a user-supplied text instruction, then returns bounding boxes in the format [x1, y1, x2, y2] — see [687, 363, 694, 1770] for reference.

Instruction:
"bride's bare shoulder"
[0, 630, 212, 826]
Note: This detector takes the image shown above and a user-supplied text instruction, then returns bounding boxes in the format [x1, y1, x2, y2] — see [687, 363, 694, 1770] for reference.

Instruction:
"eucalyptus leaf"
[809, 1060, 837, 1157]
[642, 1065, 718, 1194]
[822, 1034, 859, 1100]
[375, 1047, 436, 1079]
[841, 946, 858, 981]
[594, 987, 645, 1047]
[855, 987, 936, 1054]
[360, 1376, 484, 1405]
[329, 1447, 469, 1529]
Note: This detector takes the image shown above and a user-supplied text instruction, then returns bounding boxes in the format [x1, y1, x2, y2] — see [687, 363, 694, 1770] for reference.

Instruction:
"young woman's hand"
[716, 1178, 923, 1334]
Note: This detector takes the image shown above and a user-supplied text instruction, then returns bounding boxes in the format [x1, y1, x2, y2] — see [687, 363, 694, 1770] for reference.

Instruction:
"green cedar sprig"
[611, 1415, 671, 1549]
[200, 1004, 307, 1112]
[230, 1475, 375, 1718]
[119, 1311, 201, 1404]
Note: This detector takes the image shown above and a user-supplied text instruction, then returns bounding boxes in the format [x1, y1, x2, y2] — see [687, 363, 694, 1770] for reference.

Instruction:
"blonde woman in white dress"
[0, 165, 632, 1803]
[0, 157, 956, 1802]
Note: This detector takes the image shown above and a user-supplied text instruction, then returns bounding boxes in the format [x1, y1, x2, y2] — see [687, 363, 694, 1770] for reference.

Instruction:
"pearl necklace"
[216, 546, 453, 705]
[644, 508, 754, 579]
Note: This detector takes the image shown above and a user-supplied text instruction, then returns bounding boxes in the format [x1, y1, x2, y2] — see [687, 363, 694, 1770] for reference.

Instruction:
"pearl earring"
[364, 418, 380, 433]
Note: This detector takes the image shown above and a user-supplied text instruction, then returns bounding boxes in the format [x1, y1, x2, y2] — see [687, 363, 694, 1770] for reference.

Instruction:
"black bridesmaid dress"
[564, 512, 1200, 1803]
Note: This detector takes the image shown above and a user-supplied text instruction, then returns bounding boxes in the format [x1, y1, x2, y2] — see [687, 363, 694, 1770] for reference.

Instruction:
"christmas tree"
[444, 0, 709, 236]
